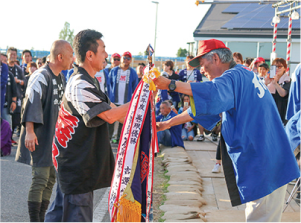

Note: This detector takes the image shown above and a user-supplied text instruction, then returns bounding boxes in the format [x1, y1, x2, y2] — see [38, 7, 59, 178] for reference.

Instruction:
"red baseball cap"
[188, 39, 230, 67]
[123, 51, 132, 58]
[111, 53, 121, 58]
[254, 57, 265, 63]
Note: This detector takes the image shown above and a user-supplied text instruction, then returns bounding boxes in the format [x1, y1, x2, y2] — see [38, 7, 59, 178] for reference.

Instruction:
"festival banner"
[108, 64, 160, 222]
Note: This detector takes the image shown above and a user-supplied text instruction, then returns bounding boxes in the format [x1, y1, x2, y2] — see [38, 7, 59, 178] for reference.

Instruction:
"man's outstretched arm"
[97, 102, 130, 124]
[157, 110, 193, 132]
[154, 76, 193, 96]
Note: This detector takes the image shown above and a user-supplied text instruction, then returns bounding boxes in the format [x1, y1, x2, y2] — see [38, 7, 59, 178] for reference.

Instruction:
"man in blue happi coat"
[156, 100, 183, 148]
[285, 63, 301, 203]
[154, 39, 300, 222]
[108, 51, 138, 143]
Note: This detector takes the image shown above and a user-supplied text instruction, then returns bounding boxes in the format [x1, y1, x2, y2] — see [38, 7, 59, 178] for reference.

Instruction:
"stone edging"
[159, 146, 208, 222]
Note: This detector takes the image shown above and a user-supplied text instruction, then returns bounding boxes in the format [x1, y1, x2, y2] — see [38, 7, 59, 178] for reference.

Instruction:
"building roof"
[193, 2, 300, 39]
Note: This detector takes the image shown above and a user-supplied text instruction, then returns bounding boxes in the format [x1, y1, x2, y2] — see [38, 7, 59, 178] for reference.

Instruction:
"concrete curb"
[159, 146, 208, 222]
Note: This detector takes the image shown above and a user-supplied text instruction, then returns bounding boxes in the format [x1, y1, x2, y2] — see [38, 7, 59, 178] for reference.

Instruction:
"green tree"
[176, 48, 188, 57]
[138, 52, 143, 56]
[59, 22, 74, 45]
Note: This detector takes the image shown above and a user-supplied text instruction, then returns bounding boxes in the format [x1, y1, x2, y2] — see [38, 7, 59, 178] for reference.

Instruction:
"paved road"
[1, 140, 117, 222]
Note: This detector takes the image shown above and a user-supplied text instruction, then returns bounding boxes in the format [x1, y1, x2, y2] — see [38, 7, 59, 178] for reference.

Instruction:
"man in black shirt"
[51, 29, 130, 222]
[21, 49, 33, 76]
[7, 47, 25, 139]
[15, 40, 73, 222]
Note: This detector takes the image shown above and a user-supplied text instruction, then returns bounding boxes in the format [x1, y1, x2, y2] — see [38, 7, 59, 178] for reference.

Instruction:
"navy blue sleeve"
[1, 63, 8, 88]
[132, 69, 139, 92]
[195, 69, 203, 82]
[178, 70, 185, 82]
[108, 68, 115, 101]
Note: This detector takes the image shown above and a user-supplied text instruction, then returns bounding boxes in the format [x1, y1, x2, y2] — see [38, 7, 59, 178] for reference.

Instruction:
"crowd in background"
[0, 47, 293, 177]
[0, 46, 295, 175]
[0, 47, 293, 157]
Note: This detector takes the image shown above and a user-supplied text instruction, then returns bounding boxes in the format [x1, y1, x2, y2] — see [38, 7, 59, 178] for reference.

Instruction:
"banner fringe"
[114, 194, 141, 222]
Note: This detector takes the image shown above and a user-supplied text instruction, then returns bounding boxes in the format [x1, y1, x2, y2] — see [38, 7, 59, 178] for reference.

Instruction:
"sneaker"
[294, 192, 300, 204]
[11, 140, 18, 146]
[212, 163, 221, 173]
[197, 135, 205, 141]
[211, 133, 218, 141]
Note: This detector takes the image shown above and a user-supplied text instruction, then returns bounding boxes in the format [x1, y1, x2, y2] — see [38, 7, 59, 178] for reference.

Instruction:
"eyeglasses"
[276, 65, 284, 69]
[123, 56, 131, 60]
[114, 58, 120, 61]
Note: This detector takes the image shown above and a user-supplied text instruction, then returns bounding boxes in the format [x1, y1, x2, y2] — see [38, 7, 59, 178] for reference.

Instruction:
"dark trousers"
[216, 137, 221, 160]
[12, 112, 21, 133]
[45, 179, 64, 222]
[28, 166, 56, 202]
[62, 192, 93, 222]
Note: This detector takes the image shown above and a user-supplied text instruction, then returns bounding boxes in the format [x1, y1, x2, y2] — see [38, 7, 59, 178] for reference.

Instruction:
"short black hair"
[22, 49, 32, 57]
[138, 62, 146, 66]
[7, 47, 17, 54]
[73, 29, 103, 64]
[0, 53, 7, 58]
[259, 63, 269, 70]
[42, 56, 47, 64]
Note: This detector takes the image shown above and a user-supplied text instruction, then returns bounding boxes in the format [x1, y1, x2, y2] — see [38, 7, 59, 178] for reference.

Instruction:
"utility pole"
[152, 1, 159, 63]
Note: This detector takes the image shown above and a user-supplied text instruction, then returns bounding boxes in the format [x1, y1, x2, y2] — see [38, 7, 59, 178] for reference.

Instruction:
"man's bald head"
[50, 40, 72, 62]
[48, 40, 74, 72]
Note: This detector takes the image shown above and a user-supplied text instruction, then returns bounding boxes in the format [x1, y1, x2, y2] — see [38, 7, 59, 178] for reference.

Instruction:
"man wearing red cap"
[154, 39, 300, 222]
[108, 51, 138, 143]
[108, 53, 121, 72]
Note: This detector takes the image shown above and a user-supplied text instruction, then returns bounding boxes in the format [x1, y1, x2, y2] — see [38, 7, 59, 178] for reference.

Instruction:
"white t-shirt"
[187, 70, 194, 81]
[95, 70, 105, 92]
[118, 69, 129, 105]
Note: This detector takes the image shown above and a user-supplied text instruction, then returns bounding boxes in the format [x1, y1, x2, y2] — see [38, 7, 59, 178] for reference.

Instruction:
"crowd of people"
[0, 31, 300, 222]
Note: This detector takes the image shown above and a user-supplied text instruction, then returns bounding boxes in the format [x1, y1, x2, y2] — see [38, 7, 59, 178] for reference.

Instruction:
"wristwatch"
[168, 80, 176, 92]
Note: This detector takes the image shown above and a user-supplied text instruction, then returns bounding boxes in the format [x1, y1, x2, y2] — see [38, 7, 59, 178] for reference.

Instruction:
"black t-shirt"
[4, 72, 17, 112]
[168, 71, 180, 80]
[8, 66, 14, 74]
[8, 65, 25, 113]
[272, 80, 291, 124]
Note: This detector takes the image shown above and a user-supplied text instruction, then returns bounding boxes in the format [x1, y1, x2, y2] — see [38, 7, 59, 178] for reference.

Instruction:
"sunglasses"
[276, 65, 284, 69]
[38, 62, 42, 65]
[114, 58, 120, 61]
[123, 56, 131, 60]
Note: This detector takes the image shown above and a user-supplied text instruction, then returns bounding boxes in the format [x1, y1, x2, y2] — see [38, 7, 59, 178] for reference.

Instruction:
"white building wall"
[290, 42, 301, 73]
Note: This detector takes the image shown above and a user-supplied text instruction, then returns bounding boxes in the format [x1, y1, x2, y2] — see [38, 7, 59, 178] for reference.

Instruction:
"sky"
[1, 0, 211, 57]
